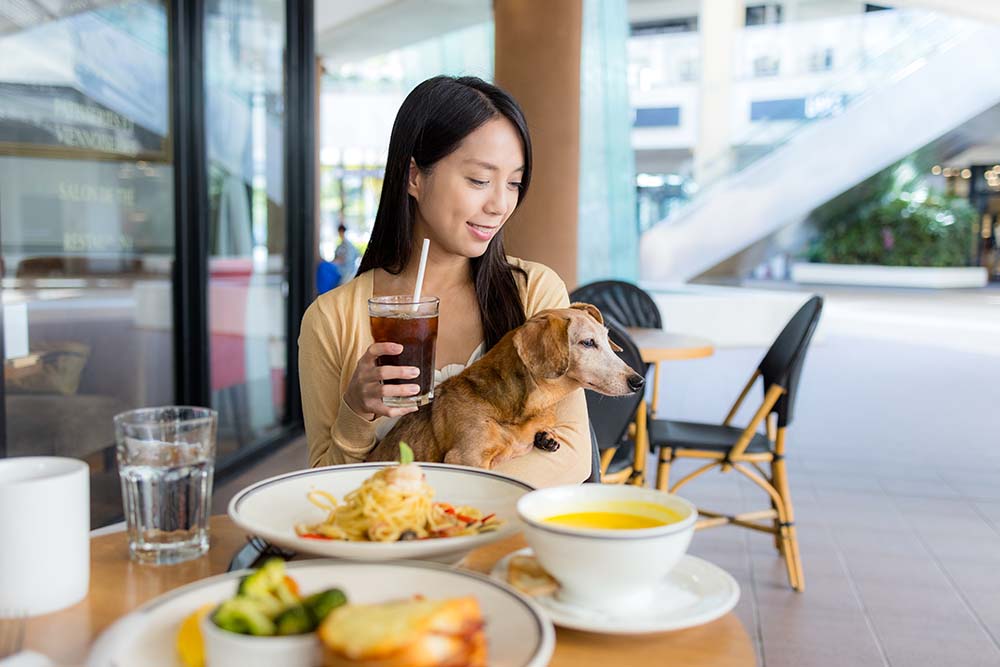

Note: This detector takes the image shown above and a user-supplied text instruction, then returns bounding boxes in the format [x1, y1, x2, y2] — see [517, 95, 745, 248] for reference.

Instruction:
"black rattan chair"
[649, 296, 823, 592]
[585, 320, 647, 484]
[569, 280, 662, 330]
[585, 422, 601, 483]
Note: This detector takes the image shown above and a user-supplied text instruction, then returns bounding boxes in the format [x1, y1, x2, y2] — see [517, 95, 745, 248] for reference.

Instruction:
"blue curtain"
[578, 0, 638, 284]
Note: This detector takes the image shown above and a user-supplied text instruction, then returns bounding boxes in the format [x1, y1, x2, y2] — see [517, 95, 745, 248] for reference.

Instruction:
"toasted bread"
[319, 596, 485, 667]
[507, 554, 559, 597]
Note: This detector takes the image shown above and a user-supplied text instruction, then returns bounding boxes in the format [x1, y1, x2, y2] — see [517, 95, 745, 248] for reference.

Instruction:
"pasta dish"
[294, 448, 503, 542]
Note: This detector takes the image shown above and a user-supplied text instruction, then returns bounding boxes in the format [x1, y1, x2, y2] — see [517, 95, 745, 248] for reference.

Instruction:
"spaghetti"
[294, 462, 503, 542]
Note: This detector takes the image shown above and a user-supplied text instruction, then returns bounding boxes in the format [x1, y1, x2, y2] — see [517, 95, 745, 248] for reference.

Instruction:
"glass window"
[0, 0, 174, 526]
[745, 4, 783, 26]
[204, 0, 287, 459]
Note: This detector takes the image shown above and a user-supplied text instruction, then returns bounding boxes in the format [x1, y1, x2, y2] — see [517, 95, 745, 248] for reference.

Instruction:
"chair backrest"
[759, 295, 823, 428]
[569, 280, 662, 330]
[585, 320, 646, 451]
[585, 421, 602, 483]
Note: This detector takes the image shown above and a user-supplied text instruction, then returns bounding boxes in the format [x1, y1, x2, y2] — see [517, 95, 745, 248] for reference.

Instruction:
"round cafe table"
[623, 328, 714, 416]
[22, 516, 754, 667]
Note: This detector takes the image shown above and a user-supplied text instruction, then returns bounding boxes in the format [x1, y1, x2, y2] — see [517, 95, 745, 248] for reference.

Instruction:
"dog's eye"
[580, 338, 597, 348]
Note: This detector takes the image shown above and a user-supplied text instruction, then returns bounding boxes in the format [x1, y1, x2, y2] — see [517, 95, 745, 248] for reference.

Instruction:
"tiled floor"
[658, 285, 1000, 666]
[213, 285, 1000, 666]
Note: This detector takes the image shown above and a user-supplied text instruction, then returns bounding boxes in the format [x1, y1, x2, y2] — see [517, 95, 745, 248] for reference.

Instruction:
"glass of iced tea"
[368, 295, 439, 407]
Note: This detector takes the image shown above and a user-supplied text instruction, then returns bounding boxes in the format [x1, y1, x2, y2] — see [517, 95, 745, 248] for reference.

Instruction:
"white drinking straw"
[411, 238, 431, 308]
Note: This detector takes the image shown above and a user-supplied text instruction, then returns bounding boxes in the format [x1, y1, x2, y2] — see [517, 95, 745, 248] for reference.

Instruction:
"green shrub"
[809, 189, 975, 267]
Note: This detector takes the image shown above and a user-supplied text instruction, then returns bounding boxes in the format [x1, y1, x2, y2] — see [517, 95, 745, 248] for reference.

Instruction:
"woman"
[299, 75, 591, 487]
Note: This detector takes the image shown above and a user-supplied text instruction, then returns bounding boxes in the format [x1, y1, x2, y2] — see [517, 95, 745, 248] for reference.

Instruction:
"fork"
[251, 536, 297, 564]
[228, 536, 297, 572]
[0, 610, 26, 658]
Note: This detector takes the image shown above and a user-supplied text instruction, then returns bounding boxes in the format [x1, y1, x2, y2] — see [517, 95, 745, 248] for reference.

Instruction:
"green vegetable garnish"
[214, 558, 348, 636]
[304, 588, 348, 622]
[274, 604, 315, 636]
[237, 558, 298, 616]
[399, 441, 414, 465]
[214, 597, 277, 636]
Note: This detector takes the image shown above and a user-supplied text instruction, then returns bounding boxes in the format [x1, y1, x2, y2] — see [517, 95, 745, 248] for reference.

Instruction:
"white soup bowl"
[517, 484, 696, 613]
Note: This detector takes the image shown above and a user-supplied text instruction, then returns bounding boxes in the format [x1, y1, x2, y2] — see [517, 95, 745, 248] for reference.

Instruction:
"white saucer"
[490, 548, 740, 635]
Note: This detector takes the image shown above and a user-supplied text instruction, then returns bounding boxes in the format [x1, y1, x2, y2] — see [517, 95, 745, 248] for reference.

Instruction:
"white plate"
[88, 559, 555, 667]
[491, 548, 740, 635]
[228, 463, 532, 562]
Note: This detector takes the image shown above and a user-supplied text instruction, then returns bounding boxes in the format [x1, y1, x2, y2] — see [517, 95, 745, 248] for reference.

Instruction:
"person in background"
[333, 223, 360, 285]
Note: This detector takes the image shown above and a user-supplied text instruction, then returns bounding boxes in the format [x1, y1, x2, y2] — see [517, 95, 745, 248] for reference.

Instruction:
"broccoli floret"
[222, 559, 336, 636]
[274, 604, 316, 635]
[213, 597, 277, 636]
[304, 588, 347, 622]
[237, 558, 284, 598]
[236, 558, 299, 614]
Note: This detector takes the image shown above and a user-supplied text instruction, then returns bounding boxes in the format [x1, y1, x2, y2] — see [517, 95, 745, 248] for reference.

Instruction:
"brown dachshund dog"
[366, 303, 646, 468]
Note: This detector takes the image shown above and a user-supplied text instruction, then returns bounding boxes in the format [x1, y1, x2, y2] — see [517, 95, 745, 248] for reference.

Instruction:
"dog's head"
[512, 303, 645, 396]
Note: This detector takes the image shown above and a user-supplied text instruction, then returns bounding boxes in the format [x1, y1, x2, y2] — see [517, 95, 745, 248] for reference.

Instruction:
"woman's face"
[408, 117, 525, 259]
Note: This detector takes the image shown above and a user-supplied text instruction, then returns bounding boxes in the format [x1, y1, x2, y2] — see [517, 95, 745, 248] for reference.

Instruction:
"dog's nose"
[627, 373, 645, 392]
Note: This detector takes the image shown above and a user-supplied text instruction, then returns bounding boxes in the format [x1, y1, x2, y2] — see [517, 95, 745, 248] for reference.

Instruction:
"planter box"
[791, 262, 987, 289]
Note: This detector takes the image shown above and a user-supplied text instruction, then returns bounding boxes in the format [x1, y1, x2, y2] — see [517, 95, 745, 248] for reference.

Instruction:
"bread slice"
[507, 555, 559, 597]
[319, 596, 485, 667]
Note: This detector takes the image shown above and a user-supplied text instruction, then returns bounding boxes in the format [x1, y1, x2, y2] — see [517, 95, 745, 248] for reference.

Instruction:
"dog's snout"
[627, 373, 645, 392]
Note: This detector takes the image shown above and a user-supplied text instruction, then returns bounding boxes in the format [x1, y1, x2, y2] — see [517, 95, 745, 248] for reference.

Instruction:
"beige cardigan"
[298, 257, 592, 488]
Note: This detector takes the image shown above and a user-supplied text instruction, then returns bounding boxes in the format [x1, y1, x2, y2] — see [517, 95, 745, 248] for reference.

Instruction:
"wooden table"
[621, 329, 714, 486]
[24, 516, 754, 667]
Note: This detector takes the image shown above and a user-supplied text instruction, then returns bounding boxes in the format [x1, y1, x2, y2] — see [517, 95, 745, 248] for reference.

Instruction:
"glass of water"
[114, 406, 217, 565]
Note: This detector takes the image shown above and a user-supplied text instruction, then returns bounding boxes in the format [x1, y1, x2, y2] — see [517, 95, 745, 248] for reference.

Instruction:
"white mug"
[0, 457, 90, 616]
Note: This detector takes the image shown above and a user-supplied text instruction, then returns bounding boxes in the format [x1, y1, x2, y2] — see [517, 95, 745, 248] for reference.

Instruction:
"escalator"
[639, 9, 1000, 284]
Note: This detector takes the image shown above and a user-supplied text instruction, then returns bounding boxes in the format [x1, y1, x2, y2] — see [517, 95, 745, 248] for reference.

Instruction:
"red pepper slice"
[481, 513, 496, 523]
[298, 533, 333, 540]
[456, 513, 475, 523]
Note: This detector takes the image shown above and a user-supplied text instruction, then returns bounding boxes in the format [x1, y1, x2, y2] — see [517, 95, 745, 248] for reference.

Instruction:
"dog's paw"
[533, 431, 560, 452]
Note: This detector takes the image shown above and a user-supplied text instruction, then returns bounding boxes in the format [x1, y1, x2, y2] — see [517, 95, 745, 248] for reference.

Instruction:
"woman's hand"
[344, 342, 421, 420]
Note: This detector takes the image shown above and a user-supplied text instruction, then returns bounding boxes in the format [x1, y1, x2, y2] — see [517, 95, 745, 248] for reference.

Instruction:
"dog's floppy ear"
[513, 313, 570, 379]
[570, 302, 603, 325]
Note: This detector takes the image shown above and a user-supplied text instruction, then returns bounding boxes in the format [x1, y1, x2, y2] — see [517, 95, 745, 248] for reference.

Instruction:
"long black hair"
[357, 75, 532, 352]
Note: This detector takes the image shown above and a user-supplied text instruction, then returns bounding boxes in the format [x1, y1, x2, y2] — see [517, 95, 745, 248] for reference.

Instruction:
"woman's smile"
[466, 221, 499, 241]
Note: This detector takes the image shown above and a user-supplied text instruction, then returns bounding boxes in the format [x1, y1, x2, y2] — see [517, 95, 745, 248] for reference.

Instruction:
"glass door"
[0, 0, 174, 525]
[203, 0, 288, 459]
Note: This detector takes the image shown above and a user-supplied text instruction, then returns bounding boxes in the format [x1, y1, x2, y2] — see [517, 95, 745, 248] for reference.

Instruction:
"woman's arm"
[492, 263, 592, 486]
[299, 301, 378, 468]
[491, 389, 591, 487]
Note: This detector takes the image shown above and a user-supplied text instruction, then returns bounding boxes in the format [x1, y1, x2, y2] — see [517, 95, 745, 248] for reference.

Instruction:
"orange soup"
[542, 503, 683, 530]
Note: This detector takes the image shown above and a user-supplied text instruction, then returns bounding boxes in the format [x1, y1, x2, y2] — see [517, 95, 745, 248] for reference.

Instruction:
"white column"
[783, 0, 800, 23]
[694, 0, 743, 185]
